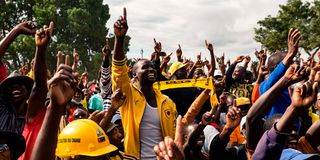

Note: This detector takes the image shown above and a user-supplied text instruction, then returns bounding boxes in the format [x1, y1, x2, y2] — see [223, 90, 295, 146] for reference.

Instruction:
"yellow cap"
[168, 62, 187, 76]
[236, 97, 251, 106]
[56, 119, 118, 158]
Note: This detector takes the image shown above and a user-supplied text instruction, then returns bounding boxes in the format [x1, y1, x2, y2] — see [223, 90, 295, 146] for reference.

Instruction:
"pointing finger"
[123, 7, 127, 21]
[48, 21, 54, 36]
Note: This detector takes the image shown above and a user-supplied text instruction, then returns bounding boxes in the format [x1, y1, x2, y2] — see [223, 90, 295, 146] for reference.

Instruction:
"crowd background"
[3, 0, 320, 160]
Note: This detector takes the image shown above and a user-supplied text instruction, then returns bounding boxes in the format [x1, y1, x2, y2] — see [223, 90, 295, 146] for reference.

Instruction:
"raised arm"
[176, 44, 183, 62]
[209, 104, 241, 160]
[252, 74, 318, 160]
[99, 79, 126, 130]
[27, 22, 53, 121]
[282, 29, 301, 67]
[0, 21, 36, 58]
[243, 55, 251, 70]
[112, 8, 131, 92]
[31, 55, 75, 160]
[260, 29, 301, 93]
[246, 64, 309, 150]
[205, 40, 215, 77]
[216, 53, 226, 76]
[100, 38, 113, 106]
[113, 8, 128, 61]
[225, 56, 244, 87]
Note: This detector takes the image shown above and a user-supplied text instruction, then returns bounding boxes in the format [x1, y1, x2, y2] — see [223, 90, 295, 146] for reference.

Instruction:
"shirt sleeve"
[259, 62, 287, 94]
[112, 58, 132, 94]
[225, 63, 236, 89]
[251, 124, 288, 160]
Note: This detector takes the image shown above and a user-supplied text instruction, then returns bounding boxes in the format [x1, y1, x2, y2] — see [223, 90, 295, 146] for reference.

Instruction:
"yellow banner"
[153, 77, 214, 91]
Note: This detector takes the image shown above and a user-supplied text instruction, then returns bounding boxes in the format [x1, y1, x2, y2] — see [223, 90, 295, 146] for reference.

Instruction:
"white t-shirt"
[140, 103, 162, 160]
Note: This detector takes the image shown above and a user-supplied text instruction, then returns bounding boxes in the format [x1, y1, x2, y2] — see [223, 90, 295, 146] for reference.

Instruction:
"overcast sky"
[103, 0, 289, 61]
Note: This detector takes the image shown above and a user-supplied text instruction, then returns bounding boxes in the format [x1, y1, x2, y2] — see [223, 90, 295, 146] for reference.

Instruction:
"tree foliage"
[254, 0, 320, 56]
[0, 0, 131, 79]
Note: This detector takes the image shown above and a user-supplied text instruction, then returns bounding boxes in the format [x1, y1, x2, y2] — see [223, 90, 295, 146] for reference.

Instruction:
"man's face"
[7, 83, 28, 104]
[232, 66, 245, 80]
[73, 91, 83, 102]
[110, 127, 123, 148]
[133, 60, 157, 85]
[72, 109, 88, 120]
[174, 66, 188, 79]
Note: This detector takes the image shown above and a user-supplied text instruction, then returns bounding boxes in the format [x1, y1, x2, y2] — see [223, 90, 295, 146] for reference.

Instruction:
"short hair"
[267, 51, 286, 72]
[132, 59, 150, 76]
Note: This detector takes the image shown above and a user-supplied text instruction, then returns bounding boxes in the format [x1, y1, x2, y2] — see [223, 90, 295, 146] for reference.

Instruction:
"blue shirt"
[259, 62, 291, 119]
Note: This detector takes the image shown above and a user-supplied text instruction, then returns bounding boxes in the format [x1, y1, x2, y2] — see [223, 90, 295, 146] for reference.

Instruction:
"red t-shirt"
[19, 108, 46, 160]
[0, 64, 7, 82]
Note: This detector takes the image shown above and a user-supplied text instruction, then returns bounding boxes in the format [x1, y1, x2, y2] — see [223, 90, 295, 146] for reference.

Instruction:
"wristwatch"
[0, 144, 9, 153]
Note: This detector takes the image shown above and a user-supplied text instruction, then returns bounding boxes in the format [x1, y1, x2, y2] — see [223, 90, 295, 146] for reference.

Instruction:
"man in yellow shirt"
[112, 8, 176, 159]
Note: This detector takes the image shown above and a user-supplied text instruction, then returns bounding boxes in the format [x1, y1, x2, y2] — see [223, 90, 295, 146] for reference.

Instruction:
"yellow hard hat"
[56, 119, 118, 158]
[168, 62, 187, 76]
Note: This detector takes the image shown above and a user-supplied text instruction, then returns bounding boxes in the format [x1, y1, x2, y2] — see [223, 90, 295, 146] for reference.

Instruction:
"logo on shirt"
[164, 109, 171, 119]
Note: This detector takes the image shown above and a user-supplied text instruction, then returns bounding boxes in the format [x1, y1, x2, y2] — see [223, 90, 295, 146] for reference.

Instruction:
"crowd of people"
[2, 7, 320, 160]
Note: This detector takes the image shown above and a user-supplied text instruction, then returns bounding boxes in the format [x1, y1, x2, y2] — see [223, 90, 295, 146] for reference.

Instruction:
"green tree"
[1, 0, 131, 80]
[254, 0, 317, 56]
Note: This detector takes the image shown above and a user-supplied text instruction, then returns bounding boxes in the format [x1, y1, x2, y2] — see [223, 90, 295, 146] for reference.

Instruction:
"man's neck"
[139, 84, 157, 107]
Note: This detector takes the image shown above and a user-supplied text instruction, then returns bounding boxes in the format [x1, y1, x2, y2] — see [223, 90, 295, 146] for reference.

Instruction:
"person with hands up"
[259, 28, 302, 120]
[112, 8, 176, 159]
[246, 64, 309, 158]
[100, 37, 114, 111]
[0, 21, 37, 82]
[18, 21, 54, 160]
[31, 54, 76, 160]
[252, 71, 320, 160]
[208, 101, 245, 160]
[225, 55, 253, 99]
[216, 53, 226, 76]
[205, 40, 215, 77]
[176, 44, 183, 62]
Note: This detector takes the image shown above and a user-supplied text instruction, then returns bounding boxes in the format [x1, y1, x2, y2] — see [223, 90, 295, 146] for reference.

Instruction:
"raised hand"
[174, 44, 181, 57]
[201, 108, 215, 125]
[89, 110, 107, 124]
[287, 28, 301, 57]
[291, 79, 318, 109]
[197, 52, 201, 61]
[48, 55, 76, 107]
[102, 38, 112, 57]
[114, 8, 128, 38]
[235, 55, 245, 63]
[203, 58, 209, 66]
[244, 55, 251, 63]
[154, 115, 184, 160]
[258, 65, 269, 76]
[163, 52, 173, 64]
[205, 40, 214, 52]
[154, 38, 162, 53]
[284, 64, 309, 85]
[216, 53, 225, 65]
[35, 21, 54, 48]
[15, 21, 37, 35]
[225, 101, 241, 130]
[111, 78, 126, 110]
[73, 48, 79, 64]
